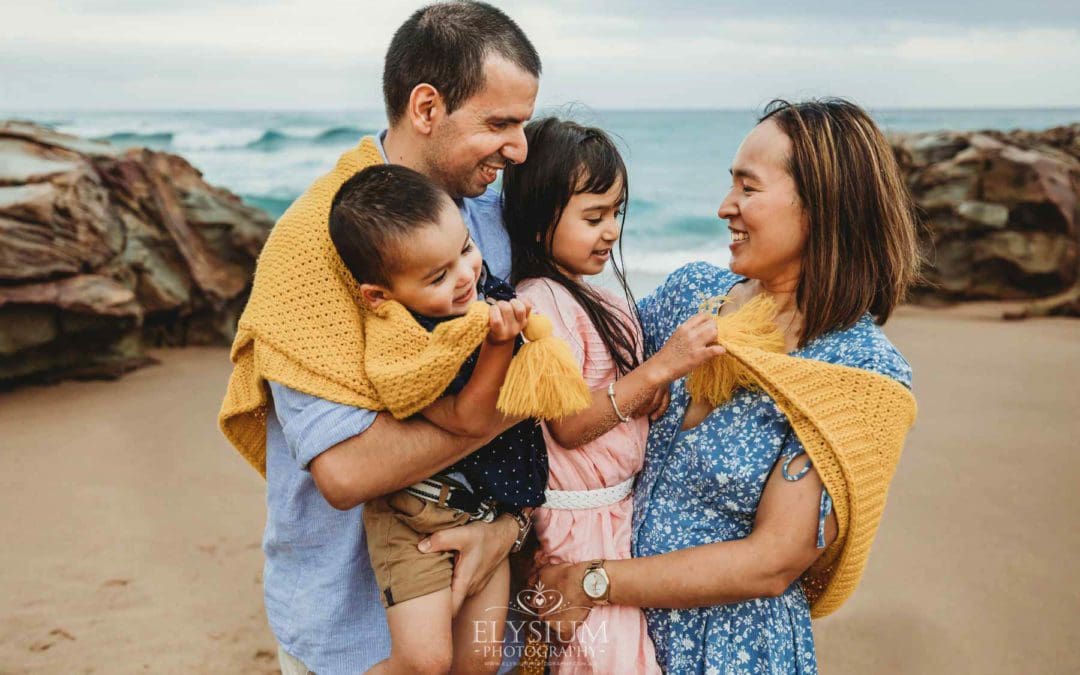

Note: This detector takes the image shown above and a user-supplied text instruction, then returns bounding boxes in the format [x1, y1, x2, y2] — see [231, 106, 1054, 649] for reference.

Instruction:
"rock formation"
[0, 121, 273, 385]
[893, 123, 1080, 317]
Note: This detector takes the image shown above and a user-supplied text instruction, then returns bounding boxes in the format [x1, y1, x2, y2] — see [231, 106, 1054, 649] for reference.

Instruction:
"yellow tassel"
[497, 313, 592, 420]
[687, 294, 786, 407]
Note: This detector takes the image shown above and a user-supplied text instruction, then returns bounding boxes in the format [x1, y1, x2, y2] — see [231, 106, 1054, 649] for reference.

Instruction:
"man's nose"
[502, 126, 528, 165]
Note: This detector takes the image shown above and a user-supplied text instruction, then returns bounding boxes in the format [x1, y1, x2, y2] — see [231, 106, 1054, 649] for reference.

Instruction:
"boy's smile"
[361, 200, 483, 318]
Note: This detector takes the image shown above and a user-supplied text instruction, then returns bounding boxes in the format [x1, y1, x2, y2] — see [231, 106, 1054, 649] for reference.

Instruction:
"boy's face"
[362, 202, 483, 317]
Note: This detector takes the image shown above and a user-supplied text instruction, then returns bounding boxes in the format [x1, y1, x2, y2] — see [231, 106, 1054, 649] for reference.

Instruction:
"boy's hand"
[486, 298, 531, 345]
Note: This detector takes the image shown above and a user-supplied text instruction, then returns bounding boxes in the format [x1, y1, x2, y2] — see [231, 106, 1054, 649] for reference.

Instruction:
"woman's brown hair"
[759, 98, 920, 346]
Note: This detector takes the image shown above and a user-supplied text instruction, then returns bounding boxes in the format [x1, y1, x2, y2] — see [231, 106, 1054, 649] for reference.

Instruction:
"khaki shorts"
[363, 491, 471, 608]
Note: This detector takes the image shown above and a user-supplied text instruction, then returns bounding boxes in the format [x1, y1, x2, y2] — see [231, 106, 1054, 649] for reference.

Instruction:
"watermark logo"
[472, 581, 609, 668]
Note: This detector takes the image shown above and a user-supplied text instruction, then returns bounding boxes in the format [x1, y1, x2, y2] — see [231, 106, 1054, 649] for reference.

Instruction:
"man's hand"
[418, 514, 519, 615]
[486, 298, 530, 345]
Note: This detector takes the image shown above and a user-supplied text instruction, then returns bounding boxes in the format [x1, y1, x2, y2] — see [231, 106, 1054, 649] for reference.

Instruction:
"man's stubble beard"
[422, 128, 482, 200]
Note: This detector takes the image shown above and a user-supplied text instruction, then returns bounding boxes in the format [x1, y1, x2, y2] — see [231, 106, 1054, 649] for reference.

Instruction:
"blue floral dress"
[631, 263, 912, 674]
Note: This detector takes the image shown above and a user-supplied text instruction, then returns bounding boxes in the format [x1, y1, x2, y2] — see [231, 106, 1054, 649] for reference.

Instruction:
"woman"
[531, 99, 919, 672]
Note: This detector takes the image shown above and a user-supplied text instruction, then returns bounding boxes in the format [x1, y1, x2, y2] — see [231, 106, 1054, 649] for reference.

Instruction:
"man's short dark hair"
[383, 1, 541, 125]
[329, 164, 449, 287]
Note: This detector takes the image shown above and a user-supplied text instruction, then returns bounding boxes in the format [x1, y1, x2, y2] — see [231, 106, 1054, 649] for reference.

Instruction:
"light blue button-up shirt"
[262, 132, 511, 674]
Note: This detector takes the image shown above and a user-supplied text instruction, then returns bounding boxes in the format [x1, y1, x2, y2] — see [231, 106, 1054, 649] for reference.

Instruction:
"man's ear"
[407, 83, 442, 135]
[359, 283, 392, 310]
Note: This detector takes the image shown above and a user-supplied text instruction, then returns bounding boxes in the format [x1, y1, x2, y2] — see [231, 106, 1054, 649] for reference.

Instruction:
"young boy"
[329, 164, 546, 674]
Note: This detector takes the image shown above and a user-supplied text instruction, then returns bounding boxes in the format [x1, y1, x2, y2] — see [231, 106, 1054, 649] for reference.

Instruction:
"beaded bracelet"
[607, 381, 632, 423]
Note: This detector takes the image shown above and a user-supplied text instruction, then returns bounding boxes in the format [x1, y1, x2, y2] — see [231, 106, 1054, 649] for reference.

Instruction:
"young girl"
[503, 118, 723, 674]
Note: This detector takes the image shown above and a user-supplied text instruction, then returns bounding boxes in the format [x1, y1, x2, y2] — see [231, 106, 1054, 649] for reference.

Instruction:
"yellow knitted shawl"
[219, 138, 589, 476]
[687, 295, 918, 618]
[218, 138, 386, 475]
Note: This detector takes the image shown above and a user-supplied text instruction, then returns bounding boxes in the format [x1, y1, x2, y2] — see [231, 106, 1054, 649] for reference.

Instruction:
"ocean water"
[11, 107, 1080, 295]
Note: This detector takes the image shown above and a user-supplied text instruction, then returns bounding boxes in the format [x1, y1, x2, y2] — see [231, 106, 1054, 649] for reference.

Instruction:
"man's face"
[424, 56, 538, 199]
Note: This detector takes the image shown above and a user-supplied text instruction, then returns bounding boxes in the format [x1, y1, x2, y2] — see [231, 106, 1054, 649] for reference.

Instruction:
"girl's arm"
[535, 454, 838, 616]
[546, 313, 725, 448]
[421, 299, 529, 438]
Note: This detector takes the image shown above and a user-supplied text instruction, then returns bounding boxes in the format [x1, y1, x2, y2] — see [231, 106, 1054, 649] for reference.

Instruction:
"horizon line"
[4, 105, 1080, 115]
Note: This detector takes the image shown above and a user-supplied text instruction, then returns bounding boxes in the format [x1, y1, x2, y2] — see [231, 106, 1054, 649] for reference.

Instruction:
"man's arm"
[310, 412, 515, 510]
[313, 299, 528, 510]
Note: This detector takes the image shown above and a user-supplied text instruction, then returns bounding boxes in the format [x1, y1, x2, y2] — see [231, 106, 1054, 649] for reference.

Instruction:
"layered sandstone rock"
[0, 121, 273, 384]
[893, 123, 1080, 316]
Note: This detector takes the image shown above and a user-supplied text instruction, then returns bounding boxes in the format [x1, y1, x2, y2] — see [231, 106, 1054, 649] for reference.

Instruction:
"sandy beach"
[1, 306, 1078, 674]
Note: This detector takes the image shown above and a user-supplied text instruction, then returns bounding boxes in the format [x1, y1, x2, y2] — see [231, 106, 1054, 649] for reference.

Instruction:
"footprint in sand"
[29, 627, 76, 652]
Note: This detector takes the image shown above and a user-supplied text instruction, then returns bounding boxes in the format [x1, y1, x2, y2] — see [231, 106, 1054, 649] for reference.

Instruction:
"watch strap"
[508, 510, 532, 553]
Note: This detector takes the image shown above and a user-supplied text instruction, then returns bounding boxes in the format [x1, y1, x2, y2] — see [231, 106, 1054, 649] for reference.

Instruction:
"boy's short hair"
[329, 164, 449, 287]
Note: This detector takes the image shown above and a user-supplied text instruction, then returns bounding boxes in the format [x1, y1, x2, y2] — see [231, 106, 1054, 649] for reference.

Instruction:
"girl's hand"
[650, 313, 726, 382]
[487, 298, 531, 345]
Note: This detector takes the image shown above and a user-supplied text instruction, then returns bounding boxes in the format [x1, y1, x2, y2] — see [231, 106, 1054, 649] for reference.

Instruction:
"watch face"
[583, 570, 608, 599]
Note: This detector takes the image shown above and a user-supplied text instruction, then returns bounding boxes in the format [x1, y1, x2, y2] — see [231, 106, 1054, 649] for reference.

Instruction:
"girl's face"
[717, 119, 808, 286]
[549, 176, 625, 278]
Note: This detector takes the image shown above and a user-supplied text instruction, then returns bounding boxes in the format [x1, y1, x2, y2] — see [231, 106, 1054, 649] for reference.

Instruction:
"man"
[220, 3, 541, 673]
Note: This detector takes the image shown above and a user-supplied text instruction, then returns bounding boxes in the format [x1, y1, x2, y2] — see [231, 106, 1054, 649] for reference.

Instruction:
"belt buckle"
[472, 499, 498, 523]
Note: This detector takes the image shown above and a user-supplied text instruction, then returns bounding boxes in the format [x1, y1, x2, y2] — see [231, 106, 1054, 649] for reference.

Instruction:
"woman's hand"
[419, 514, 518, 615]
[529, 561, 593, 642]
[648, 313, 727, 382]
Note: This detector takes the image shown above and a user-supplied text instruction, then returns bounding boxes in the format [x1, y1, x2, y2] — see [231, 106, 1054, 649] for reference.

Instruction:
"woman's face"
[718, 119, 808, 285]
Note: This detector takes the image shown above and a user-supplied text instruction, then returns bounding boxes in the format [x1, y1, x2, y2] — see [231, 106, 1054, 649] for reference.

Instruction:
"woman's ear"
[359, 283, 392, 310]
[407, 83, 442, 136]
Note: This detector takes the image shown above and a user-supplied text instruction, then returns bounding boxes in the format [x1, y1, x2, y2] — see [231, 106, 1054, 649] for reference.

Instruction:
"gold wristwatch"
[582, 559, 610, 606]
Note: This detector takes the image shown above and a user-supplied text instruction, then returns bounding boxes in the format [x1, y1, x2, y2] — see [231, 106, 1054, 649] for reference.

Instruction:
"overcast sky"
[2, 0, 1079, 111]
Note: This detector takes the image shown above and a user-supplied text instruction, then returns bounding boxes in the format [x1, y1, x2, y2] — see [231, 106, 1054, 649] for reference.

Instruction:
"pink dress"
[516, 278, 661, 675]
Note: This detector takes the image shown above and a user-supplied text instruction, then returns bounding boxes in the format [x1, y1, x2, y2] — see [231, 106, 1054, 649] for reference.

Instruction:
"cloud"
[1, 1, 1078, 110]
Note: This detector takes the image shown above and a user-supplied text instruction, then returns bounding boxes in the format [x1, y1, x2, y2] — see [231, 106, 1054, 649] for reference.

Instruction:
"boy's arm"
[420, 298, 529, 437]
[421, 338, 517, 437]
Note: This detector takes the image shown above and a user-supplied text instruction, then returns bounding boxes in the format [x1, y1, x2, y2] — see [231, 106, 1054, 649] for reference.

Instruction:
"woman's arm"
[546, 313, 725, 448]
[535, 453, 838, 616]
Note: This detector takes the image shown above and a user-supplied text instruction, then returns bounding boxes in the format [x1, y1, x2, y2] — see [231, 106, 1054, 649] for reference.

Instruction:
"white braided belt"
[543, 476, 634, 510]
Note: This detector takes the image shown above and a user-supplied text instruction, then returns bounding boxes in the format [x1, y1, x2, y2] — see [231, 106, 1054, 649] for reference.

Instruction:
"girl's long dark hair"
[503, 117, 642, 375]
